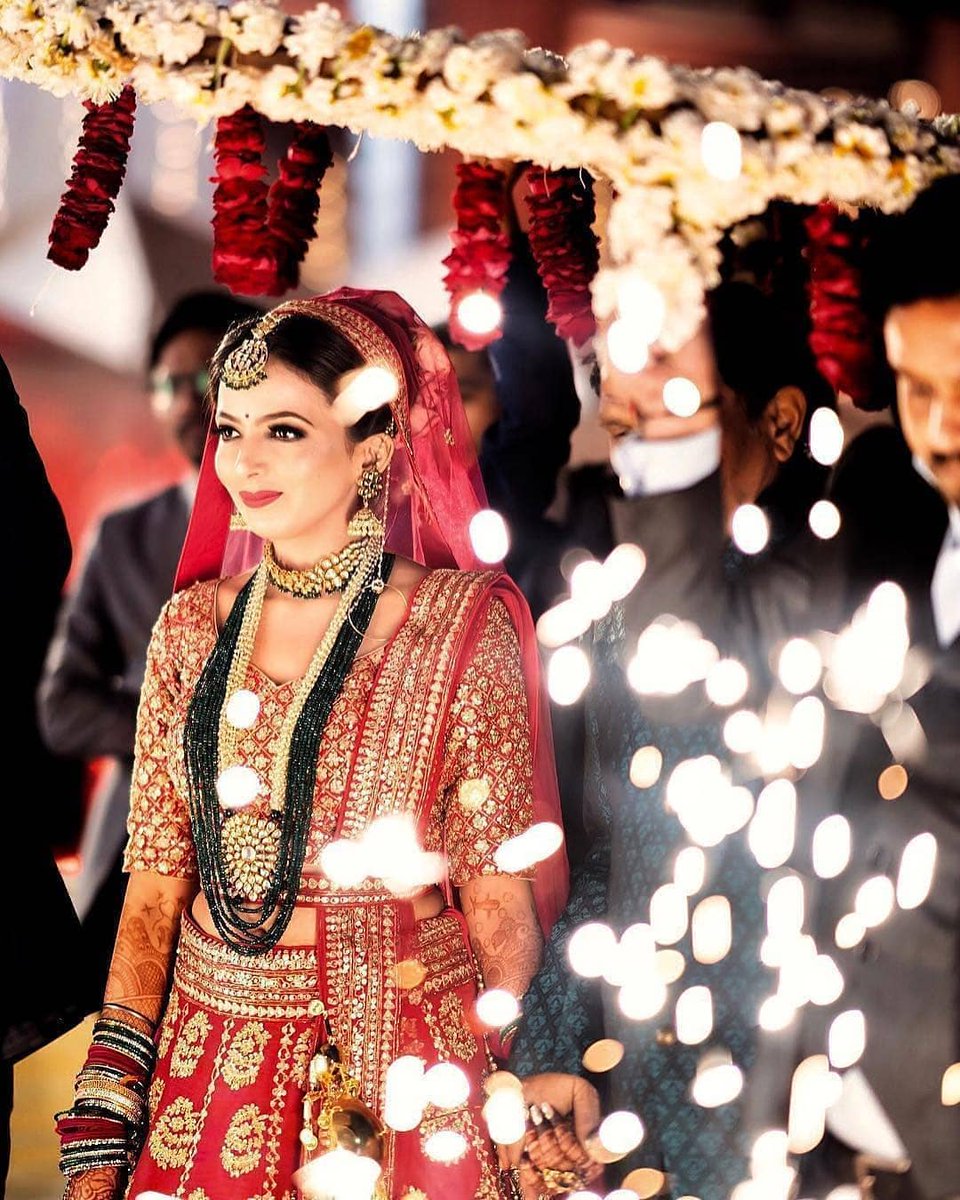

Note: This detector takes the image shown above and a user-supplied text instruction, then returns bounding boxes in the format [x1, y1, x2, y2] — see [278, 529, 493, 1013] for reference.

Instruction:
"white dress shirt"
[911, 455, 960, 648]
[931, 503, 960, 648]
[610, 426, 722, 498]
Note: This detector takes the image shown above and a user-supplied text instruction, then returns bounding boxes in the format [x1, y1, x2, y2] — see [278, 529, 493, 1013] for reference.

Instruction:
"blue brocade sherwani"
[512, 592, 772, 1200]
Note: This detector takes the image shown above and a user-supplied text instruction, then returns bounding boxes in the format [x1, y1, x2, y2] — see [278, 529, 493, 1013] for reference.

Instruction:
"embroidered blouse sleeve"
[123, 594, 197, 879]
[437, 596, 535, 886]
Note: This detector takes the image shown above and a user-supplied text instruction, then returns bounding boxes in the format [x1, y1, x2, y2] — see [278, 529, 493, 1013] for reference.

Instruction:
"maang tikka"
[347, 468, 385, 541]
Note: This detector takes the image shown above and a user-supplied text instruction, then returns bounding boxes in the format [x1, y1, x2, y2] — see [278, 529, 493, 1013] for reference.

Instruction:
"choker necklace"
[264, 537, 369, 599]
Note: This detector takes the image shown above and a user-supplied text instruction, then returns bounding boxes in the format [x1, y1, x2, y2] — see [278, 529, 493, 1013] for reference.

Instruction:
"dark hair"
[148, 291, 263, 370]
[863, 174, 960, 318]
[708, 280, 835, 427]
[208, 313, 395, 442]
[708, 272, 836, 534]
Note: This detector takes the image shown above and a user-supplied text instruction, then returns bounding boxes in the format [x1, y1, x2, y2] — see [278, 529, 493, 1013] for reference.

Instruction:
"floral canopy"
[2, 0, 958, 378]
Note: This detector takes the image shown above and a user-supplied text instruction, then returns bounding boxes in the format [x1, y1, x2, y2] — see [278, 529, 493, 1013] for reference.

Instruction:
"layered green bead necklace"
[184, 539, 392, 955]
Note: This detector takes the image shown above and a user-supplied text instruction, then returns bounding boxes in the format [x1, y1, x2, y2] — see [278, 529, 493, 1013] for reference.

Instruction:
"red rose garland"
[804, 203, 876, 409]
[48, 87, 137, 271]
[524, 167, 599, 347]
[269, 122, 334, 293]
[211, 105, 273, 294]
[212, 105, 333, 297]
[443, 159, 512, 351]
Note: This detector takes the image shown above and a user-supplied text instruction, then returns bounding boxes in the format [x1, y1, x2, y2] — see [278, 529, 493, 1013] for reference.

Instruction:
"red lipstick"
[239, 490, 282, 508]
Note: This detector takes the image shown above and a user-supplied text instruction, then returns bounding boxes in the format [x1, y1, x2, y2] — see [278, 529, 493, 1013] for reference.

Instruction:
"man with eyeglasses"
[38, 291, 260, 995]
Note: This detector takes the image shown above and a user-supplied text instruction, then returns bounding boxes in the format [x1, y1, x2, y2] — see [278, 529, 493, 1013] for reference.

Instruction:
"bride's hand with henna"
[63, 1165, 126, 1200]
[506, 1073, 605, 1197]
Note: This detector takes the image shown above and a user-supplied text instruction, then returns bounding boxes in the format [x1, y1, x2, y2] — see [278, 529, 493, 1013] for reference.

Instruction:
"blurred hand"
[63, 1165, 126, 1200]
[501, 1073, 605, 1198]
[599, 319, 722, 443]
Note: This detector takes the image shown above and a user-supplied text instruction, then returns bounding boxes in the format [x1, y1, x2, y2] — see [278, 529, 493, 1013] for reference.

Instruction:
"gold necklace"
[215, 540, 380, 901]
[263, 537, 369, 599]
[220, 538, 380, 803]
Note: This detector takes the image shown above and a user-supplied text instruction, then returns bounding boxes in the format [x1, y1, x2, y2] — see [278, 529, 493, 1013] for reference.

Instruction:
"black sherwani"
[3, 351, 92, 1187]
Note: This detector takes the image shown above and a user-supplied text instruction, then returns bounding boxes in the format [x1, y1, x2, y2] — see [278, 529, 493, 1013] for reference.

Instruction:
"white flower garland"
[2, 0, 958, 346]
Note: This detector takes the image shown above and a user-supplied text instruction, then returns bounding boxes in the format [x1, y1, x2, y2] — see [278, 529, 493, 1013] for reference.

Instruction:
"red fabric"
[473, 575, 568, 935]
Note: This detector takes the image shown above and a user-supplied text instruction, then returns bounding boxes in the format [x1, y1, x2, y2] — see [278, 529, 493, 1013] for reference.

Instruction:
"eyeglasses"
[149, 369, 210, 401]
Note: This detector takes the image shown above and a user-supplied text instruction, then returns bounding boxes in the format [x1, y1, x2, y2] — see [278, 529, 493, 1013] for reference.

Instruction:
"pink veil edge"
[173, 287, 569, 930]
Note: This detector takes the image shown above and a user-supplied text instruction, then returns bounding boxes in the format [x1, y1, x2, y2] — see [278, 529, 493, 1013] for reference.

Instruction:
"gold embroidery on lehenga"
[222, 1021, 271, 1089]
[148, 1096, 200, 1170]
[419, 1109, 470, 1163]
[170, 1009, 212, 1078]
[420, 1109, 500, 1198]
[147, 1074, 165, 1118]
[156, 987, 179, 1060]
[221, 1103, 268, 1177]
[261, 1022, 299, 1200]
[179, 1018, 236, 1194]
[174, 918, 319, 1019]
[437, 993, 479, 1062]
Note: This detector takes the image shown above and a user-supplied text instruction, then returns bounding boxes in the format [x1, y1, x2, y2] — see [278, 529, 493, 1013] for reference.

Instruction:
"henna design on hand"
[459, 876, 542, 996]
[63, 1165, 126, 1200]
[104, 874, 194, 1025]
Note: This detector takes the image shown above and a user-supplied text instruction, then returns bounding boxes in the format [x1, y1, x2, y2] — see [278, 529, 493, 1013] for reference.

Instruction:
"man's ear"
[763, 385, 807, 463]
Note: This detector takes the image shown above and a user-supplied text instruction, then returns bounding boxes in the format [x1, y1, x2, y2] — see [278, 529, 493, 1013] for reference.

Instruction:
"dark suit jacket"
[38, 485, 190, 964]
[3, 354, 92, 1062]
[612, 425, 959, 1198]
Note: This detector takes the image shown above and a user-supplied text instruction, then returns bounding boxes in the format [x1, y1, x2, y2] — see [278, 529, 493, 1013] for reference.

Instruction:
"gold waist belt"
[174, 909, 475, 1022]
[174, 914, 320, 1020]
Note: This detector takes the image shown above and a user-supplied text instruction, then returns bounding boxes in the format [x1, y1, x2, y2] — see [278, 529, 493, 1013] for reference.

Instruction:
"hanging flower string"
[525, 167, 599, 347]
[269, 122, 334, 293]
[804, 203, 876, 410]
[47, 86, 137, 271]
[212, 104, 274, 295]
[443, 159, 512, 351]
[212, 105, 332, 297]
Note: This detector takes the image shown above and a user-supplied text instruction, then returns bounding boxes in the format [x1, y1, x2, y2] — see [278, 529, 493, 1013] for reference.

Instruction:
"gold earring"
[347, 468, 385, 540]
[229, 508, 247, 531]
